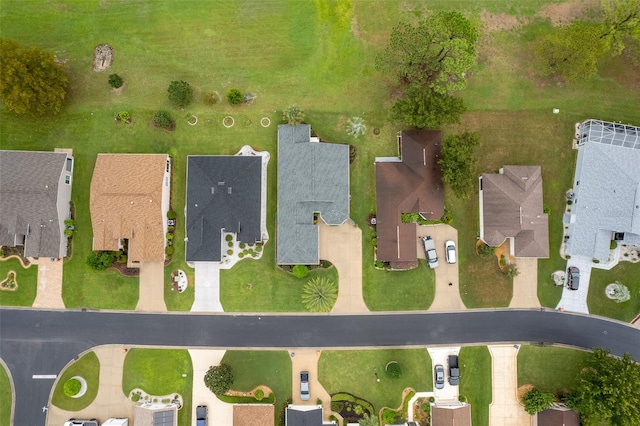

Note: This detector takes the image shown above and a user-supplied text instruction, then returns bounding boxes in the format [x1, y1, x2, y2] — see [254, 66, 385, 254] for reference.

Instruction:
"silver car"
[434, 364, 445, 390]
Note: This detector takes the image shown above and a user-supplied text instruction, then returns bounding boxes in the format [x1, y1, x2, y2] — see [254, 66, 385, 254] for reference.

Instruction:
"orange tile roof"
[90, 154, 168, 263]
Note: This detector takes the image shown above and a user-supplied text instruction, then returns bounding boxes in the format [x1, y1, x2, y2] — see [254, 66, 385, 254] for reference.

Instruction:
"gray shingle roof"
[566, 120, 640, 261]
[0, 150, 72, 258]
[480, 165, 549, 258]
[286, 406, 323, 426]
[186, 155, 262, 262]
[277, 125, 350, 265]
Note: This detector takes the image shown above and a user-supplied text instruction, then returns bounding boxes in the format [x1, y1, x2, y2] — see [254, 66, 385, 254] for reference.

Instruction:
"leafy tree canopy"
[376, 11, 478, 94]
[390, 86, 466, 129]
[204, 363, 234, 395]
[167, 80, 193, 107]
[0, 38, 69, 116]
[601, 0, 640, 55]
[566, 348, 640, 425]
[439, 132, 480, 199]
[522, 388, 554, 414]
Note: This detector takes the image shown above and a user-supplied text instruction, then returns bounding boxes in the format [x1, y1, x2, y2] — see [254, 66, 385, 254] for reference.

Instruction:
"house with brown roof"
[90, 154, 171, 266]
[0, 149, 74, 259]
[430, 404, 471, 426]
[375, 130, 444, 269]
[537, 406, 580, 426]
[479, 165, 549, 258]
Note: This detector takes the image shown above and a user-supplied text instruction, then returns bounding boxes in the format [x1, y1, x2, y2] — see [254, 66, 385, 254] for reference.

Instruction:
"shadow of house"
[375, 130, 444, 270]
[479, 165, 549, 258]
[276, 124, 350, 265]
[0, 149, 74, 259]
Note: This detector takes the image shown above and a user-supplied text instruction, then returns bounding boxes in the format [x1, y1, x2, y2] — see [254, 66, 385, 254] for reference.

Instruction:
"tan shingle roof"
[90, 154, 168, 263]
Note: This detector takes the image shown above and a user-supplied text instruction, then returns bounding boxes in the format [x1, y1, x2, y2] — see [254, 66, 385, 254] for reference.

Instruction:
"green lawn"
[2, 1, 640, 313]
[0, 362, 12, 426]
[122, 349, 193, 426]
[0, 258, 37, 306]
[517, 345, 590, 394]
[318, 349, 432, 413]
[459, 346, 492, 426]
[588, 262, 640, 322]
[220, 351, 291, 424]
[51, 351, 100, 411]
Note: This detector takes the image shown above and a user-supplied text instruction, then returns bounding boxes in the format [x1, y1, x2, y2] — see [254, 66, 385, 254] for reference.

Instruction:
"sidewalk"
[47, 345, 133, 425]
[318, 222, 368, 313]
[32, 257, 65, 309]
[488, 345, 532, 426]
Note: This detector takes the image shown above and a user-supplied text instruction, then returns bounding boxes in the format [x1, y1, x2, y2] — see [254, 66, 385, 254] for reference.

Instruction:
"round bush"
[167, 210, 177, 219]
[63, 378, 81, 397]
[254, 389, 264, 401]
[385, 361, 402, 378]
[131, 393, 140, 402]
[227, 88, 243, 105]
[153, 111, 175, 130]
[165, 246, 174, 256]
[108, 73, 123, 89]
[226, 234, 233, 242]
[292, 265, 309, 279]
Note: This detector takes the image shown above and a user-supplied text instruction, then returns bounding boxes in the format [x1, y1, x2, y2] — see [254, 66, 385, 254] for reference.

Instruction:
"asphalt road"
[1, 307, 639, 426]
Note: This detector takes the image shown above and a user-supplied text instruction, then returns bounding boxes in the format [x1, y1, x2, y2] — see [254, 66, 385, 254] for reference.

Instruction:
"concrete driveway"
[488, 345, 532, 426]
[189, 349, 233, 426]
[32, 257, 65, 309]
[556, 255, 592, 313]
[191, 262, 223, 312]
[416, 224, 465, 311]
[289, 350, 332, 418]
[318, 222, 368, 313]
[427, 347, 460, 403]
[510, 258, 541, 308]
[136, 262, 167, 312]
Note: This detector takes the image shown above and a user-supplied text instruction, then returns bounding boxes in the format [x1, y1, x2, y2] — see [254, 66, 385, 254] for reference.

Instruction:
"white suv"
[445, 240, 457, 264]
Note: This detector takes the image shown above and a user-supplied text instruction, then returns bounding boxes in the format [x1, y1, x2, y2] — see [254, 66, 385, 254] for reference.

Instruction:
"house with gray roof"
[285, 405, 335, 426]
[479, 165, 549, 258]
[186, 147, 267, 263]
[0, 149, 74, 258]
[565, 119, 640, 261]
[277, 124, 350, 265]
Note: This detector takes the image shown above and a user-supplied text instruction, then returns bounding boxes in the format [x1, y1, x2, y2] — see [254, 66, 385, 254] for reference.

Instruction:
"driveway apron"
[416, 224, 465, 311]
[189, 349, 233, 426]
[136, 261, 167, 312]
[289, 350, 332, 419]
[32, 257, 65, 309]
[556, 255, 592, 313]
[318, 222, 368, 313]
[191, 262, 223, 312]
[488, 345, 532, 426]
[510, 258, 541, 308]
[427, 347, 461, 403]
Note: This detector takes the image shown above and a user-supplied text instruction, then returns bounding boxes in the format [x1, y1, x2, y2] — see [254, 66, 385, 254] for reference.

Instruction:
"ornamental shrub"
[63, 378, 81, 397]
[86, 251, 115, 270]
[108, 73, 123, 88]
[292, 265, 309, 279]
[254, 389, 265, 401]
[385, 361, 402, 378]
[165, 246, 174, 256]
[153, 111, 175, 130]
[167, 210, 177, 219]
[478, 243, 495, 259]
[227, 88, 243, 105]
[167, 80, 193, 107]
[204, 363, 234, 395]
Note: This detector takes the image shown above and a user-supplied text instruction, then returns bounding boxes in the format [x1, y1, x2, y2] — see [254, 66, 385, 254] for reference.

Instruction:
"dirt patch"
[351, 16, 361, 38]
[480, 10, 521, 33]
[93, 44, 114, 72]
[517, 384, 534, 401]
[536, 1, 598, 26]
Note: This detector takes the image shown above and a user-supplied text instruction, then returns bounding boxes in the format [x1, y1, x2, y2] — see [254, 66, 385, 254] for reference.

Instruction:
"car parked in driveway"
[434, 364, 445, 389]
[568, 266, 580, 290]
[300, 371, 310, 400]
[445, 240, 457, 264]
[422, 236, 439, 268]
[196, 405, 208, 426]
[448, 355, 459, 386]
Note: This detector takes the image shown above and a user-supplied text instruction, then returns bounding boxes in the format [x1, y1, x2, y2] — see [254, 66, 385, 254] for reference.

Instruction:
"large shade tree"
[566, 348, 640, 425]
[439, 132, 480, 199]
[375, 11, 478, 94]
[0, 38, 69, 116]
[390, 86, 466, 129]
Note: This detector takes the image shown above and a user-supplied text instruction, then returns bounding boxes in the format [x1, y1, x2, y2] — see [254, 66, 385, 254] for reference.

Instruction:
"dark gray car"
[568, 267, 580, 290]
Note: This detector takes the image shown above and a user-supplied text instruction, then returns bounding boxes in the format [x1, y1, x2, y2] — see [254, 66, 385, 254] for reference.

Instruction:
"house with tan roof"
[375, 130, 444, 269]
[479, 165, 549, 258]
[0, 149, 74, 259]
[90, 154, 171, 266]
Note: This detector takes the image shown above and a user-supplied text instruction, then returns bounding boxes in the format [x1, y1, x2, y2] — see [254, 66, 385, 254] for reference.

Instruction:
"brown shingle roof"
[480, 165, 549, 258]
[90, 154, 168, 263]
[537, 407, 580, 426]
[233, 404, 274, 426]
[375, 130, 444, 266]
[431, 405, 471, 426]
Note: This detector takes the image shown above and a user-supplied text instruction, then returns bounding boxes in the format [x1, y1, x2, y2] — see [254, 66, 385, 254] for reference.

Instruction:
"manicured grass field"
[51, 351, 100, 411]
[122, 349, 193, 426]
[0, 362, 12, 426]
[459, 346, 492, 426]
[220, 350, 292, 424]
[318, 349, 432, 413]
[517, 345, 590, 394]
[362, 260, 436, 310]
[588, 262, 640, 322]
[0, 258, 37, 306]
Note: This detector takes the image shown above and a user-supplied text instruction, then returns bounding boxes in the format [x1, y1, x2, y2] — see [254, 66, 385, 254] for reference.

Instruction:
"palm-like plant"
[302, 276, 338, 312]
[282, 105, 304, 126]
[346, 116, 366, 138]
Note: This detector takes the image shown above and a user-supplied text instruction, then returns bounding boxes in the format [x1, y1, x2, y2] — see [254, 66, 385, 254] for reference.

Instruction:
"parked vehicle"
[64, 420, 99, 426]
[448, 355, 460, 386]
[445, 240, 457, 264]
[567, 266, 580, 290]
[434, 364, 445, 389]
[102, 420, 128, 426]
[422, 236, 439, 268]
[300, 371, 310, 400]
[196, 405, 208, 426]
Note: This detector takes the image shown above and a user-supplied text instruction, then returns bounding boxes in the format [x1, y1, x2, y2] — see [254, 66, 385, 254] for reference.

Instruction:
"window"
[66, 158, 73, 172]
[65, 175, 71, 185]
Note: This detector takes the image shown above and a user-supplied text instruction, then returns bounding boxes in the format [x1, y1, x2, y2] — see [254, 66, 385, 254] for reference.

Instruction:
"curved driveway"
[1, 308, 639, 426]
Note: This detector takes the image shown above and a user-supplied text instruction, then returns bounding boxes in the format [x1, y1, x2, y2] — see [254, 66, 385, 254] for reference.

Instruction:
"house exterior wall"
[55, 154, 73, 258]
